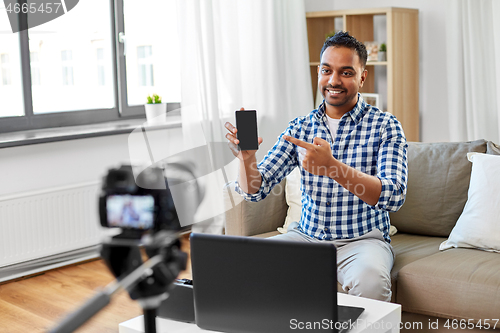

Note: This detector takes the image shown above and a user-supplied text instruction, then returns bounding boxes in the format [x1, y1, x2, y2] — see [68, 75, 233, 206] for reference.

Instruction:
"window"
[137, 46, 154, 87]
[96, 48, 105, 86]
[28, 0, 115, 115]
[61, 50, 74, 86]
[0, 0, 181, 133]
[122, 0, 181, 108]
[1, 54, 12, 85]
[30, 52, 41, 85]
[0, 17, 23, 118]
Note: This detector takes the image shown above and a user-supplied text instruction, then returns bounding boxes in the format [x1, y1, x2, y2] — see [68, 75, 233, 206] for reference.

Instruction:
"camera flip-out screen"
[106, 195, 155, 230]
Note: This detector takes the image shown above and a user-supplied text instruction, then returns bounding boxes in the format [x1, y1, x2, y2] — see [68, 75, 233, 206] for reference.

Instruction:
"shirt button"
[324, 227, 329, 232]
[326, 202, 331, 206]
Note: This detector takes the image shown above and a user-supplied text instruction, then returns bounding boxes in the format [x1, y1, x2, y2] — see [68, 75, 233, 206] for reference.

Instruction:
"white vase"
[378, 51, 386, 62]
[144, 103, 167, 124]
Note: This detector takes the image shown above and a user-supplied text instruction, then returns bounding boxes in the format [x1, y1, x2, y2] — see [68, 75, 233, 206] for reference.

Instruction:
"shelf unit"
[306, 7, 419, 141]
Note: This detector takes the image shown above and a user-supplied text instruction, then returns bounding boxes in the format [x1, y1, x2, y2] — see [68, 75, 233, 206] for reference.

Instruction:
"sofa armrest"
[223, 180, 288, 236]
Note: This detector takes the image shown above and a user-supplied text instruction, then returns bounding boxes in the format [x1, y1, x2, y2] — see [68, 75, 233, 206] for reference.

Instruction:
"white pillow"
[440, 153, 500, 253]
[277, 167, 399, 237]
[278, 167, 302, 233]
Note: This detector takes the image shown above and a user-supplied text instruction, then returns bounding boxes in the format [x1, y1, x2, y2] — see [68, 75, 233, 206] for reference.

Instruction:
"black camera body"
[50, 163, 200, 333]
[99, 165, 182, 238]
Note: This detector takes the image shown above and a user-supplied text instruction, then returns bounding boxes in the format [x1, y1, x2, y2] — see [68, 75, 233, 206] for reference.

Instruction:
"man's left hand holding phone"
[225, 108, 263, 195]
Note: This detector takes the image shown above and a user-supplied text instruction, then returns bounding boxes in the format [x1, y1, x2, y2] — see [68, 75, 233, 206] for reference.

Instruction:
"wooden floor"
[0, 235, 192, 333]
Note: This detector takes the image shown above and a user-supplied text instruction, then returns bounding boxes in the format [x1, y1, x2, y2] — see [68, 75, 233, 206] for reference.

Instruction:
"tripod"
[49, 231, 187, 333]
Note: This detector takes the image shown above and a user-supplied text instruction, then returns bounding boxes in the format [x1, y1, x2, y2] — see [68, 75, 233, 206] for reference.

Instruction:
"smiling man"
[225, 31, 408, 301]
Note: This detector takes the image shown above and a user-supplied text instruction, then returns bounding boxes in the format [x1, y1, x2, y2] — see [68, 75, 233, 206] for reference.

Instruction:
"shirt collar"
[315, 93, 366, 125]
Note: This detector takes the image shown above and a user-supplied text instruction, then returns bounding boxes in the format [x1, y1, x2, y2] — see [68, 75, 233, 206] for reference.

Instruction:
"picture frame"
[364, 41, 379, 62]
[361, 93, 380, 109]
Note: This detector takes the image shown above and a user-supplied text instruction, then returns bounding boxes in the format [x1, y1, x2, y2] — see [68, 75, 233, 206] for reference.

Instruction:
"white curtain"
[177, 0, 312, 156]
[446, 0, 500, 143]
[176, 0, 313, 232]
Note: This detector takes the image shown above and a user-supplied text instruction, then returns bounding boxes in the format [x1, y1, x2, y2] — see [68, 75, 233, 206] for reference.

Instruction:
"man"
[225, 31, 407, 302]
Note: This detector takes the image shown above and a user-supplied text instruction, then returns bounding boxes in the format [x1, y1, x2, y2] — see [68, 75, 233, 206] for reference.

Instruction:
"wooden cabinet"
[306, 7, 420, 141]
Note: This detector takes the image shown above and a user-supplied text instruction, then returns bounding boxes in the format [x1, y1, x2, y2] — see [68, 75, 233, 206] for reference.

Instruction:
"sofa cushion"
[391, 234, 445, 281]
[389, 140, 487, 237]
[440, 153, 500, 253]
[389, 233, 445, 302]
[487, 141, 500, 155]
[397, 248, 500, 321]
[279, 167, 301, 233]
[224, 180, 288, 237]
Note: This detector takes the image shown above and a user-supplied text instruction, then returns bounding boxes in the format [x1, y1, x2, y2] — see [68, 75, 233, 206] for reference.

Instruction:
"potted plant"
[144, 93, 166, 123]
[378, 43, 387, 61]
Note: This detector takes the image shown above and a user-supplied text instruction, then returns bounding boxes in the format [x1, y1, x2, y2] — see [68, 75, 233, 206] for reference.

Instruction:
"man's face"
[317, 46, 367, 114]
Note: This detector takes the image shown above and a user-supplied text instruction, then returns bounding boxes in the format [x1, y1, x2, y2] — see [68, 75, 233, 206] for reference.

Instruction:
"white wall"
[305, 0, 450, 142]
[0, 135, 132, 197]
[0, 127, 183, 198]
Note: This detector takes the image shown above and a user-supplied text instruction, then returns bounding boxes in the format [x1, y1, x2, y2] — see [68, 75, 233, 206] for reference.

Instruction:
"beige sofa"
[224, 140, 500, 331]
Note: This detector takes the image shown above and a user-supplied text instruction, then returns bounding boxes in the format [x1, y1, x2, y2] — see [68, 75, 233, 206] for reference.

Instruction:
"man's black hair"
[320, 31, 368, 69]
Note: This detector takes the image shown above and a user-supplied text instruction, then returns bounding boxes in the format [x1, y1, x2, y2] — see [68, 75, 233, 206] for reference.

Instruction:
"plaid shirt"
[236, 94, 408, 242]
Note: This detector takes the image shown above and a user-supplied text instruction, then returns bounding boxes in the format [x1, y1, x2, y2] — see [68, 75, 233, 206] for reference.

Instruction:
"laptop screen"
[190, 233, 339, 333]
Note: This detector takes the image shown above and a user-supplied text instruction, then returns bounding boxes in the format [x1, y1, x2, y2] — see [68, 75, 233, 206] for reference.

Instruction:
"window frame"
[114, 0, 144, 118]
[0, 0, 179, 134]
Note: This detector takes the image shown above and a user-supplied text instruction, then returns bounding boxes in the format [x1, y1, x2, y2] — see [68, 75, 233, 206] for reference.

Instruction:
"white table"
[119, 293, 401, 333]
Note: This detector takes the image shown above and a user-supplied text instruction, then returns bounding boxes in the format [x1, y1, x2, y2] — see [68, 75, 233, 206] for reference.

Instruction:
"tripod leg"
[144, 308, 157, 333]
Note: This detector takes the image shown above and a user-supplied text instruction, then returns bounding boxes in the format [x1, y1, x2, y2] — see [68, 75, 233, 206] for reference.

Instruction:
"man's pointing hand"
[283, 135, 334, 176]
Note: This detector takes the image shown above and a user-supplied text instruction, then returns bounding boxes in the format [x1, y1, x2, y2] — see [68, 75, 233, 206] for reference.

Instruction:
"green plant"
[379, 43, 387, 52]
[146, 94, 162, 104]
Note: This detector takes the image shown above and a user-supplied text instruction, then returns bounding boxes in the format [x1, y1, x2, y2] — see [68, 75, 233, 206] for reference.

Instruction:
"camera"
[99, 162, 203, 238]
[49, 161, 205, 333]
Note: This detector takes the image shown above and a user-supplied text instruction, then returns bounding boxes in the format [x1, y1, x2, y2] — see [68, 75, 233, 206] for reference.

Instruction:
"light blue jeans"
[268, 222, 395, 302]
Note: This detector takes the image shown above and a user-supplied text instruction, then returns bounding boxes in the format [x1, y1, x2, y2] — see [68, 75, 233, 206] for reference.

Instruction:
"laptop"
[190, 233, 364, 333]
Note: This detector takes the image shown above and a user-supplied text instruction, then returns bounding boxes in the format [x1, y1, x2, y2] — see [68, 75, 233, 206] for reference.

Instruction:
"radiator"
[0, 181, 105, 281]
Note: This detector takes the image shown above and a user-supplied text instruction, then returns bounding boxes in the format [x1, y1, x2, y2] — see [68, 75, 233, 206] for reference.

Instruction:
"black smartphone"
[235, 110, 259, 151]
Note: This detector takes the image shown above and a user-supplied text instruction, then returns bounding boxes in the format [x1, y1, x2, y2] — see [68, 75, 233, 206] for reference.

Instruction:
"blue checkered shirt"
[235, 94, 408, 242]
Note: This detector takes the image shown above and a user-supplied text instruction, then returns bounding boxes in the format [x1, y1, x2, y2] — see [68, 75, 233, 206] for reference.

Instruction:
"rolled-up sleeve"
[373, 116, 408, 212]
[235, 121, 299, 202]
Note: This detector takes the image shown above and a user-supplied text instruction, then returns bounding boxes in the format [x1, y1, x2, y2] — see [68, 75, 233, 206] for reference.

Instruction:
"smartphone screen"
[235, 110, 259, 150]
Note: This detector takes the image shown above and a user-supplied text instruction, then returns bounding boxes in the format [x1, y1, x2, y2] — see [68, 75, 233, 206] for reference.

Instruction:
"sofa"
[223, 140, 500, 332]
